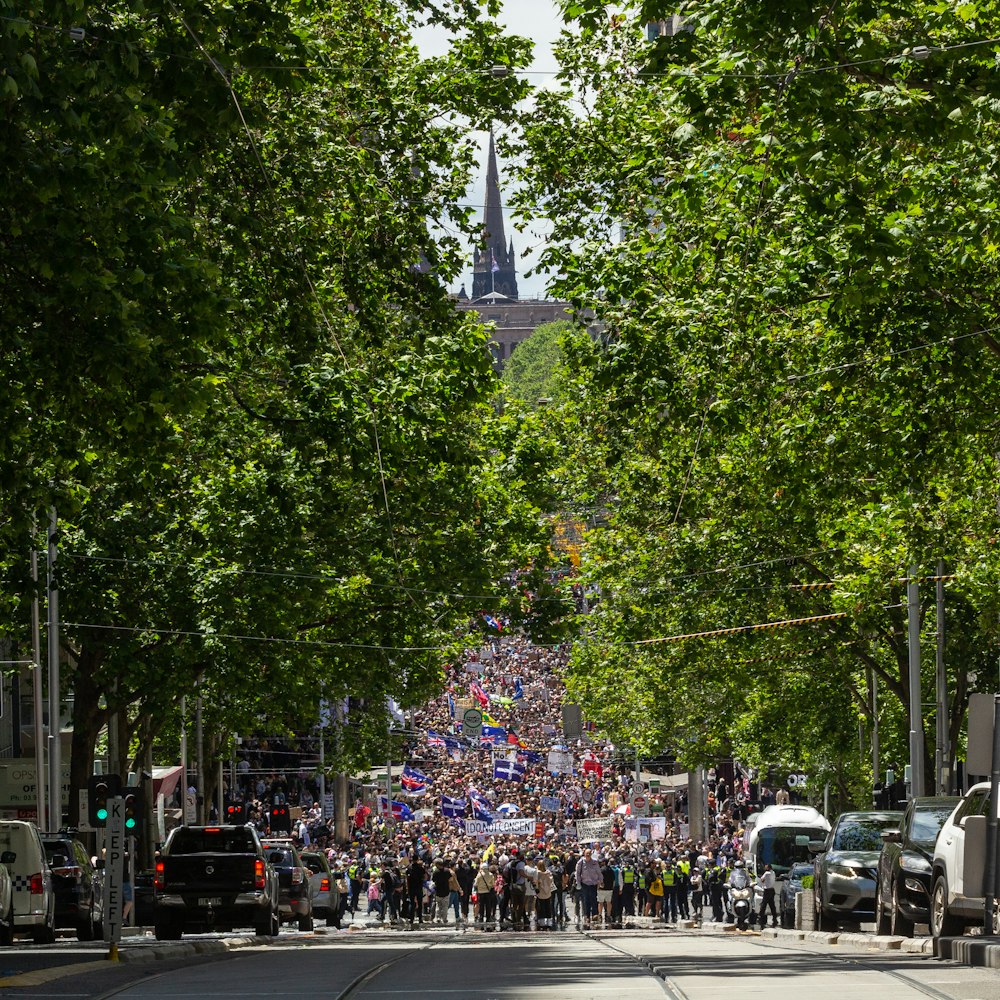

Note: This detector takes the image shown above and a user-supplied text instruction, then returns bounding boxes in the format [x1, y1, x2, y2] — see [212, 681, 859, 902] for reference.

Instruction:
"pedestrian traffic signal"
[226, 802, 246, 824]
[270, 804, 290, 835]
[87, 773, 121, 827]
[122, 785, 144, 836]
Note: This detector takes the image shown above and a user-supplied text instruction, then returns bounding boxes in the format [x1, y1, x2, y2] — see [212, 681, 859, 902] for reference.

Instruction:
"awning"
[152, 765, 184, 801]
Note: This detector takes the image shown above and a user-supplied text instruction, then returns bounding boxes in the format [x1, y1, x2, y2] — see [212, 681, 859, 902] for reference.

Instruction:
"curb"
[760, 926, 934, 955]
[935, 936, 1000, 968]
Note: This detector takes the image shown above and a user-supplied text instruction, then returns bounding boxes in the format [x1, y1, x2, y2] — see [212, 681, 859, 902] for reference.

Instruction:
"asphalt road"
[5, 926, 1000, 1000]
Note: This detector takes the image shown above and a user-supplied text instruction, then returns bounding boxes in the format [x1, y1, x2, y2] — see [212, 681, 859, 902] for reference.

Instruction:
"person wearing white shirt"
[758, 864, 777, 927]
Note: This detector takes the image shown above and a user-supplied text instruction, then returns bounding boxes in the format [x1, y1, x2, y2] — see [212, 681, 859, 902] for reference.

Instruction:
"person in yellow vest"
[621, 858, 637, 917]
[636, 866, 648, 916]
[676, 856, 691, 920]
[662, 859, 678, 923]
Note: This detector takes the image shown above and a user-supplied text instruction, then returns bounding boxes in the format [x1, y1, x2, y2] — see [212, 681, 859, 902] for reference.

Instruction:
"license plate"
[199, 897, 222, 907]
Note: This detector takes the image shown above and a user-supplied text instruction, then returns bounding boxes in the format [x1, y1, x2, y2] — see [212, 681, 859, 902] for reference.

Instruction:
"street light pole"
[46, 508, 61, 830]
[907, 566, 925, 797]
[30, 528, 46, 831]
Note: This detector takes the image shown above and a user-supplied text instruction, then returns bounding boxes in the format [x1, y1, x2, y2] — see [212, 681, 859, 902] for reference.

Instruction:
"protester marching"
[229, 621, 771, 931]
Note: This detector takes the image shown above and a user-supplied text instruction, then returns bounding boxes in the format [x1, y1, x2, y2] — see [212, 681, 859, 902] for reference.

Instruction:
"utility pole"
[46, 508, 61, 830]
[196, 694, 204, 824]
[179, 696, 188, 822]
[907, 565, 924, 797]
[30, 528, 46, 831]
[935, 561, 949, 795]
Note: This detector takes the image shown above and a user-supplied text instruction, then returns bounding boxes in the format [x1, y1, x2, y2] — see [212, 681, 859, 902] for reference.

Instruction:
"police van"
[0, 821, 56, 942]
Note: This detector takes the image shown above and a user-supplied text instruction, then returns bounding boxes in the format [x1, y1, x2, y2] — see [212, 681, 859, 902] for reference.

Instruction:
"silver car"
[300, 851, 339, 927]
[814, 810, 903, 929]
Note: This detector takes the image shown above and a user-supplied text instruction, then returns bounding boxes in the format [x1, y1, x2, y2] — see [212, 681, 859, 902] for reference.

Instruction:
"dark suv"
[42, 833, 102, 941]
[261, 840, 314, 930]
[874, 795, 960, 936]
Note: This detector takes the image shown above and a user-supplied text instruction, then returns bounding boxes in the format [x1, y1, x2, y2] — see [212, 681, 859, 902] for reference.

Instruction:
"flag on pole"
[469, 789, 494, 821]
[493, 758, 526, 782]
[469, 682, 490, 709]
[490, 249, 500, 273]
[482, 613, 503, 632]
[448, 693, 456, 719]
[427, 730, 446, 747]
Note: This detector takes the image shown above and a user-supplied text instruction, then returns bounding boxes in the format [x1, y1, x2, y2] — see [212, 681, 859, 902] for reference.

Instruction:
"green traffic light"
[97, 807, 108, 821]
[125, 817, 136, 829]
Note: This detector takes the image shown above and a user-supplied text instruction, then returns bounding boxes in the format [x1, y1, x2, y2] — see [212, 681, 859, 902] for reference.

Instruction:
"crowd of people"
[227, 626, 786, 931]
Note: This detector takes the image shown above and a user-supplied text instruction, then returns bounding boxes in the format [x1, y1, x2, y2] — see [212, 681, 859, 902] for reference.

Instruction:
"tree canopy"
[512, 0, 1000, 799]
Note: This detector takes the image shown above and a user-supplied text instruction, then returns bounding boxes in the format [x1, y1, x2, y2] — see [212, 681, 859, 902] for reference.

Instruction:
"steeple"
[472, 132, 518, 301]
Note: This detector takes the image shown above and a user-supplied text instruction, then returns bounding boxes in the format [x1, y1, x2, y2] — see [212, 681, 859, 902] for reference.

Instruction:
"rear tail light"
[154, 860, 165, 891]
[292, 867, 303, 885]
[255, 859, 266, 890]
[29, 873, 44, 895]
[321, 877, 330, 892]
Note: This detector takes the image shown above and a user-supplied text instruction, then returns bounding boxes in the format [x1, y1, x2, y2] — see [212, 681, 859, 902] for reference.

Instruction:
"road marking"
[0, 960, 110, 987]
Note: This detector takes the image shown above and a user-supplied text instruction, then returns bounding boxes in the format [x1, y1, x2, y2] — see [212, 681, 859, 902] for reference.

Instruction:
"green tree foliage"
[514, 0, 1000, 799]
[0, 0, 567, 807]
[501, 319, 573, 406]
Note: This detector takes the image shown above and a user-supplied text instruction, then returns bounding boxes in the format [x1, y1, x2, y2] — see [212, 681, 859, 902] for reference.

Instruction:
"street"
[5, 925, 1000, 1000]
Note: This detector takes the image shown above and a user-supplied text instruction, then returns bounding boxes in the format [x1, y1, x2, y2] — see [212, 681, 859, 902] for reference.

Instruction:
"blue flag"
[493, 758, 526, 782]
[518, 749, 543, 764]
[441, 795, 466, 818]
[513, 678, 524, 700]
[469, 790, 494, 821]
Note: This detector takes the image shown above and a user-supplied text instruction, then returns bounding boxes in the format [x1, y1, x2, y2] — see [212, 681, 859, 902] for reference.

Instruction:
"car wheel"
[298, 909, 314, 932]
[155, 919, 183, 940]
[890, 878, 914, 937]
[77, 902, 96, 941]
[874, 880, 891, 935]
[270, 907, 280, 936]
[33, 917, 56, 945]
[815, 893, 835, 932]
[0, 901, 12, 945]
[930, 875, 963, 939]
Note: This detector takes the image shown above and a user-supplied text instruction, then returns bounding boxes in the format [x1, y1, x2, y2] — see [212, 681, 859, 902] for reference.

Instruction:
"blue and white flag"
[513, 678, 524, 700]
[518, 749, 543, 764]
[427, 730, 447, 747]
[497, 802, 520, 815]
[441, 795, 467, 818]
[401, 764, 431, 792]
[493, 758, 526, 782]
[448, 693, 456, 719]
[443, 732, 470, 750]
[482, 725, 507, 743]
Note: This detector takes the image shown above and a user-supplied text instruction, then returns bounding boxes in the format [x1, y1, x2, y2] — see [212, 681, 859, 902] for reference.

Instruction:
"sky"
[413, 0, 566, 300]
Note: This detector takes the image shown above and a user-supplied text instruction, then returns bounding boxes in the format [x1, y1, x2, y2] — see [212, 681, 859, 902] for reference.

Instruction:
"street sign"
[630, 781, 645, 797]
[103, 796, 125, 945]
[630, 794, 649, 817]
[462, 708, 483, 739]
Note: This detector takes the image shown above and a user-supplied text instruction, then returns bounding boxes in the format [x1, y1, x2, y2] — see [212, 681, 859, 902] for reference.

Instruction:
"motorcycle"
[729, 869, 753, 931]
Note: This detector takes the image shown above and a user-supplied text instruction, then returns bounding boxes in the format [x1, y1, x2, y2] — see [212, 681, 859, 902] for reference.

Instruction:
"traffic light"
[269, 803, 290, 835]
[122, 785, 144, 836]
[226, 802, 246, 824]
[87, 773, 121, 827]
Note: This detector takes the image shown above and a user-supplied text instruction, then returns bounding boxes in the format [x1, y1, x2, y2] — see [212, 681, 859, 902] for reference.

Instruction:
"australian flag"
[518, 749, 543, 764]
[378, 797, 414, 822]
[443, 733, 470, 751]
[441, 795, 466, 818]
[469, 789, 494, 821]
[427, 730, 446, 747]
[493, 758, 526, 782]
[401, 764, 431, 792]
[481, 725, 507, 744]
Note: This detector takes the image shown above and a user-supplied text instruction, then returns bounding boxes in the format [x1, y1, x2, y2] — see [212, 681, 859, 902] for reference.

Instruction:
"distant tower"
[472, 132, 518, 301]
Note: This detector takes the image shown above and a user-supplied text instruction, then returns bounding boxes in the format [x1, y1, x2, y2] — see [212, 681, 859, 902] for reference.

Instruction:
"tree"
[512, 0, 1000, 799]
[501, 320, 574, 406]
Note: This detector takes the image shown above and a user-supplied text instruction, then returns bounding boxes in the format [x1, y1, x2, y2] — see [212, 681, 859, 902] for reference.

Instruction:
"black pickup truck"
[153, 824, 280, 939]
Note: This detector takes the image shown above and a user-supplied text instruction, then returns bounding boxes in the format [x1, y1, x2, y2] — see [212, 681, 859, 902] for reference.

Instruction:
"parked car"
[813, 810, 903, 928]
[260, 840, 314, 930]
[779, 861, 813, 928]
[930, 781, 995, 938]
[0, 821, 55, 943]
[42, 833, 102, 941]
[875, 795, 959, 936]
[300, 850, 339, 927]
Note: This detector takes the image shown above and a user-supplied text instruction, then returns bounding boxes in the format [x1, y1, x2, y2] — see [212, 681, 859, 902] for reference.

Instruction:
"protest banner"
[465, 817, 536, 836]
[574, 817, 613, 843]
[547, 750, 574, 775]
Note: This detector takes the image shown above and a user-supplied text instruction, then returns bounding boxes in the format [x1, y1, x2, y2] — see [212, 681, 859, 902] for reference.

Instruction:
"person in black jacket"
[406, 854, 426, 926]
[456, 858, 475, 921]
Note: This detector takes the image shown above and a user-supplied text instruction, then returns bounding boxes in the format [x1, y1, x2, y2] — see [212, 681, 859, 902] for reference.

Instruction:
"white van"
[0, 821, 56, 942]
[744, 804, 830, 877]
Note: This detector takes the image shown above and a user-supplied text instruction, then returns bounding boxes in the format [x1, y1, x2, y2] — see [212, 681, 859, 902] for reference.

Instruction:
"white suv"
[929, 781, 992, 938]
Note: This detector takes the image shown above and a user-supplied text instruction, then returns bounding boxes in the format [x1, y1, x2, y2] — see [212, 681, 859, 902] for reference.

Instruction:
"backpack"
[601, 867, 615, 891]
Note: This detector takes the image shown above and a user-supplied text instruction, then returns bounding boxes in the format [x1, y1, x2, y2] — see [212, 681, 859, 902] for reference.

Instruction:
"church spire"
[472, 131, 518, 301]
